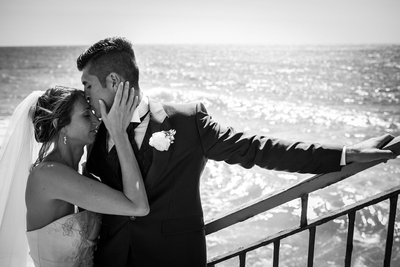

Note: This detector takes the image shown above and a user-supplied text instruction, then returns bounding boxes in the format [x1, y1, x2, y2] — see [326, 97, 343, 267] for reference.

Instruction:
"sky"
[0, 0, 399, 46]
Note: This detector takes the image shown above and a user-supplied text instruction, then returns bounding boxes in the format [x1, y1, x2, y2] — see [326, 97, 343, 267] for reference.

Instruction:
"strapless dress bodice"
[26, 211, 101, 267]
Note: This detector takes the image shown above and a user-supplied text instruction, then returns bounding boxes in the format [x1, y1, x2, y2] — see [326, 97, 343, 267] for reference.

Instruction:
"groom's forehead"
[81, 65, 94, 82]
[81, 72, 90, 83]
[81, 72, 101, 85]
[72, 96, 90, 111]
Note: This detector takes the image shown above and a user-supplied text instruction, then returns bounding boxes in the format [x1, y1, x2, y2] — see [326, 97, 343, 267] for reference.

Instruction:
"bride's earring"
[63, 134, 67, 145]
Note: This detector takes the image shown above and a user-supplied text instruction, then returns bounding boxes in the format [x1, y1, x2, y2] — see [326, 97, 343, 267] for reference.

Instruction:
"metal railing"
[206, 136, 400, 266]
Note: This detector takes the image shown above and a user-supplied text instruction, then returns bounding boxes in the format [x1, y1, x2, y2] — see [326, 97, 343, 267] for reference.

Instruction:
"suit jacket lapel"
[145, 98, 172, 189]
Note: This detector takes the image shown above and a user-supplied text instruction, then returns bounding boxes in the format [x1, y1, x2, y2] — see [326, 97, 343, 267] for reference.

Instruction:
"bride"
[0, 82, 149, 266]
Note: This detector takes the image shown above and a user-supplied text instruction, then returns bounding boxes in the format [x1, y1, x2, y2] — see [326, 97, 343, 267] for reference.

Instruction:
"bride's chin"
[86, 135, 97, 145]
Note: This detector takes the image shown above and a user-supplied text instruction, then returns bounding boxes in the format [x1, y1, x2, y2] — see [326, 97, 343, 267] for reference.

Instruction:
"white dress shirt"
[341, 146, 347, 166]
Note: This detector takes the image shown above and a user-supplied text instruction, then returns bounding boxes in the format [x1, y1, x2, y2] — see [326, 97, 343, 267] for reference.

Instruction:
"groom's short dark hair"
[77, 37, 139, 88]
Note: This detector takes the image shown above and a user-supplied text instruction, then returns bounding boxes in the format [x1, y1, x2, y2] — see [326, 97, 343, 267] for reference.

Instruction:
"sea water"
[1, 45, 399, 266]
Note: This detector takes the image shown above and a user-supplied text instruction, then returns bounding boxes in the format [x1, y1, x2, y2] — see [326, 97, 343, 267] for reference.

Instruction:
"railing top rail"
[205, 136, 400, 235]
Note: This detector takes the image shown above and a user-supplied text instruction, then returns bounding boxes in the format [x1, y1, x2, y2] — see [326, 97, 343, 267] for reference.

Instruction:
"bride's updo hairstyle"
[31, 86, 84, 168]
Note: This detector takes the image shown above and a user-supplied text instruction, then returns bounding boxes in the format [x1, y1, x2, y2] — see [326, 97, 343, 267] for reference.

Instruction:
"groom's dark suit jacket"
[85, 98, 342, 267]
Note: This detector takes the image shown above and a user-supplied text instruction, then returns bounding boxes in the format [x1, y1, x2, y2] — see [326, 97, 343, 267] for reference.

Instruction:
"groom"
[77, 37, 396, 267]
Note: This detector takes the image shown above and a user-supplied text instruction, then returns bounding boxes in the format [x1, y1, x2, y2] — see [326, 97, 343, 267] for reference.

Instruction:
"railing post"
[384, 195, 398, 267]
[344, 211, 356, 267]
[239, 252, 246, 267]
[273, 240, 280, 267]
[307, 226, 316, 267]
[301, 194, 309, 227]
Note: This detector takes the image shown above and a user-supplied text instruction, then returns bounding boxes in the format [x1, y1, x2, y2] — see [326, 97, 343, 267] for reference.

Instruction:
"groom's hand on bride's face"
[345, 134, 398, 164]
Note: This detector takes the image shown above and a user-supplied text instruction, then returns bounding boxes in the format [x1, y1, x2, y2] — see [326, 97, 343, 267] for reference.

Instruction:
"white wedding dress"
[0, 91, 101, 267]
[26, 211, 101, 267]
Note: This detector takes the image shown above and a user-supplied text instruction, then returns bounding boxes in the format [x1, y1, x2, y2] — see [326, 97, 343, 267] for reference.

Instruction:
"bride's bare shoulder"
[28, 161, 72, 182]
[26, 162, 81, 201]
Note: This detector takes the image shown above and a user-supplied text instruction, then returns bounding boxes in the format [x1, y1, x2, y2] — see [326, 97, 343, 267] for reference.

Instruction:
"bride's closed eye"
[83, 110, 92, 118]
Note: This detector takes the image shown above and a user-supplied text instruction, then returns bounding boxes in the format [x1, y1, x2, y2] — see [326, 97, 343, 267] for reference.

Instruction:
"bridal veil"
[0, 91, 43, 267]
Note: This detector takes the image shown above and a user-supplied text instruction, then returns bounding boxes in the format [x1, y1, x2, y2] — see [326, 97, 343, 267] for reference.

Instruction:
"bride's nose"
[91, 116, 101, 128]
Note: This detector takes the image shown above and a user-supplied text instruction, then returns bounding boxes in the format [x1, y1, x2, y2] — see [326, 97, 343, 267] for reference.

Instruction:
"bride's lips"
[90, 126, 99, 134]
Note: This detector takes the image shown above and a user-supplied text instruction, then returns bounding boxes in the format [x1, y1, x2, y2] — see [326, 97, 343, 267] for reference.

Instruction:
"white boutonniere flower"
[149, 129, 176, 151]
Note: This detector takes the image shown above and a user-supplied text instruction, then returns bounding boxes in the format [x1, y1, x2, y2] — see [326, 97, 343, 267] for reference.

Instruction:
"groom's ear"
[106, 73, 121, 92]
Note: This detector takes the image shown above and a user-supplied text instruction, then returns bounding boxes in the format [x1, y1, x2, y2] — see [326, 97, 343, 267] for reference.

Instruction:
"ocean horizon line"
[0, 42, 399, 48]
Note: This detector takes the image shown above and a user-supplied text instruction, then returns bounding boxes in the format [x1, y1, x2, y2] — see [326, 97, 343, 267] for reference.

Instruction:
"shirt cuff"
[340, 146, 347, 166]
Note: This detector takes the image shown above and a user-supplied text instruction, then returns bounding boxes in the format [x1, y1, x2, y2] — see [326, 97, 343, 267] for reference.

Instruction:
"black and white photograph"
[0, 0, 399, 266]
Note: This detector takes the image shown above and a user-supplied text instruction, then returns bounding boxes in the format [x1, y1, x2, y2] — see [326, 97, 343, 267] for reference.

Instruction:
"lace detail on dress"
[27, 211, 101, 267]
[62, 217, 77, 236]
[62, 218, 89, 266]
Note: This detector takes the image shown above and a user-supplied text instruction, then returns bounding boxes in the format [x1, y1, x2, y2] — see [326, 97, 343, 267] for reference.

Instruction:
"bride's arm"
[98, 81, 149, 215]
[30, 163, 149, 216]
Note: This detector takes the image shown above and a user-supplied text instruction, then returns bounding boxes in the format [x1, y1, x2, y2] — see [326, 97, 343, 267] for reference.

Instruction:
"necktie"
[126, 112, 153, 179]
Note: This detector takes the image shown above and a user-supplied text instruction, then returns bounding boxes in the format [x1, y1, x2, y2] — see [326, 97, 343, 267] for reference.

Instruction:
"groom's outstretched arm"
[195, 102, 342, 174]
[195, 103, 396, 174]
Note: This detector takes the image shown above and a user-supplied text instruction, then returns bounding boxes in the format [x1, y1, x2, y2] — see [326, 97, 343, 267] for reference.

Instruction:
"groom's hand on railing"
[346, 134, 398, 164]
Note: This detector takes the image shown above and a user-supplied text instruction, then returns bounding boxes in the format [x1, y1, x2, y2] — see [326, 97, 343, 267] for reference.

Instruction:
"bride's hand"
[99, 81, 138, 138]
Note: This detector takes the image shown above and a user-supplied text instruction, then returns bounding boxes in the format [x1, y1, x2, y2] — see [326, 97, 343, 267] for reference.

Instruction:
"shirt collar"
[131, 93, 149, 123]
